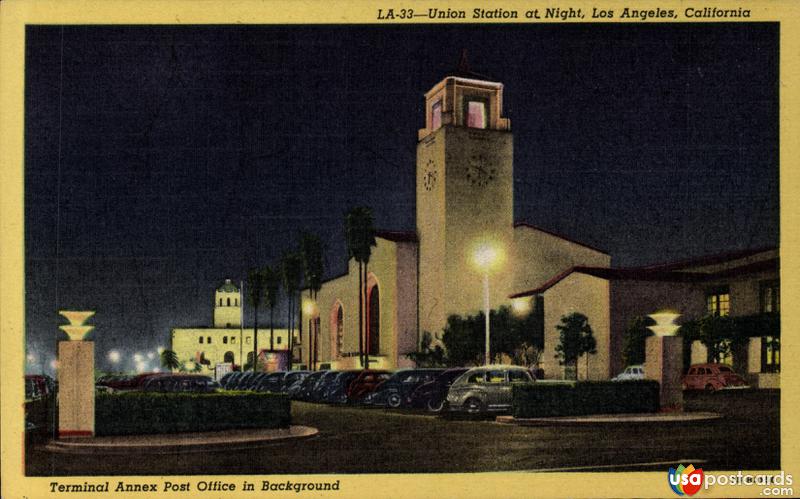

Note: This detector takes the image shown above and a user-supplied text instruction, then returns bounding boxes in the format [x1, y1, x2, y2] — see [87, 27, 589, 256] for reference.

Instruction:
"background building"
[172, 279, 290, 372]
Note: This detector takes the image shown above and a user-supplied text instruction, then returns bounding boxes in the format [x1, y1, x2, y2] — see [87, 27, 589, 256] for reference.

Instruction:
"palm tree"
[300, 232, 324, 370]
[247, 268, 267, 373]
[282, 251, 304, 371]
[344, 207, 377, 368]
[263, 266, 281, 352]
[160, 349, 180, 372]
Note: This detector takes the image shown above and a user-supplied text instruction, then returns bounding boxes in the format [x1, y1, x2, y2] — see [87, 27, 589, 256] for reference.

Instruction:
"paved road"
[26, 390, 779, 475]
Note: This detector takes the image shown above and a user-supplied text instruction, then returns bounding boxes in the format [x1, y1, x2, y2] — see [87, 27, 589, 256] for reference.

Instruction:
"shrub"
[512, 380, 660, 418]
[95, 391, 290, 436]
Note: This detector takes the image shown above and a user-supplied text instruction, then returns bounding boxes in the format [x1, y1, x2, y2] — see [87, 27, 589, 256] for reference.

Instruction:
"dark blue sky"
[24, 24, 778, 371]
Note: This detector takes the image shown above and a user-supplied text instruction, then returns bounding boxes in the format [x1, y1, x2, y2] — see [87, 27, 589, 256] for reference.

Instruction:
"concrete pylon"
[57, 311, 95, 438]
[644, 311, 683, 411]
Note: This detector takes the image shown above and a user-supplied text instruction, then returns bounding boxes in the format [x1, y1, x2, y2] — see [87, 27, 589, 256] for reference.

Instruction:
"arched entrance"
[367, 284, 380, 356]
[223, 351, 235, 364]
[330, 301, 344, 359]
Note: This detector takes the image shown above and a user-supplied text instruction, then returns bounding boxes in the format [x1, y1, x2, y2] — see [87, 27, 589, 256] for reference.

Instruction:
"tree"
[247, 268, 267, 373]
[263, 266, 281, 352]
[622, 316, 655, 366]
[300, 232, 324, 370]
[406, 331, 446, 367]
[282, 251, 304, 371]
[344, 207, 377, 368]
[554, 312, 596, 380]
[440, 306, 545, 367]
[160, 349, 180, 372]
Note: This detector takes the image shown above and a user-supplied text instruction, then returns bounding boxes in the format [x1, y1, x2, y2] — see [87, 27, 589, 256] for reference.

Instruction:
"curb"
[495, 412, 722, 426]
[43, 425, 319, 454]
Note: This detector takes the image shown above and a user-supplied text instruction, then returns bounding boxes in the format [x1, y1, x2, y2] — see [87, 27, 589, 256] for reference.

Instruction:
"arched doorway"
[223, 351, 235, 364]
[367, 284, 380, 356]
[330, 301, 344, 358]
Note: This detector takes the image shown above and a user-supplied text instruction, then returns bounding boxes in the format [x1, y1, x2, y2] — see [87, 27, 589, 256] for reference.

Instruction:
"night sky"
[24, 24, 778, 372]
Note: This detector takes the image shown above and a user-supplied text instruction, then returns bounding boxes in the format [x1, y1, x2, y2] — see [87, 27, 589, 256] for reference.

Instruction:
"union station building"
[296, 65, 779, 386]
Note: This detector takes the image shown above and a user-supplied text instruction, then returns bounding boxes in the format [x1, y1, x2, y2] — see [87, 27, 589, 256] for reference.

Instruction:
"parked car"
[142, 374, 220, 393]
[682, 363, 749, 392]
[322, 370, 362, 404]
[363, 369, 444, 408]
[220, 371, 244, 389]
[407, 367, 469, 412]
[280, 370, 311, 393]
[612, 365, 645, 381]
[97, 374, 134, 392]
[446, 365, 535, 414]
[255, 371, 287, 393]
[290, 371, 325, 400]
[309, 370, 341, 402]
[346, 370, 392, 403]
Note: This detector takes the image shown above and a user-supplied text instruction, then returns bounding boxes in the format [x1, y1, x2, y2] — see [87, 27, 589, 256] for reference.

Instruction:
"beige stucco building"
[172, 279, 290, 373]
[299, 68, 613, 371]
[295, 65, 778, 382]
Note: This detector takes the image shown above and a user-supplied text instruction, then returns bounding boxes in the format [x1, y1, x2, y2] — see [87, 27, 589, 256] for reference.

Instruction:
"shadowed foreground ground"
[26, 390, 779, 475]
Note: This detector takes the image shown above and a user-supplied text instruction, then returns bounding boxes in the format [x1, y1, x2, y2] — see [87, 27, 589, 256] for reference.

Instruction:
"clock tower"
[416, 60, 514, 337]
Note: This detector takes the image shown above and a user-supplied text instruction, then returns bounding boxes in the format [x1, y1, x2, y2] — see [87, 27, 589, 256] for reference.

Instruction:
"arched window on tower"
[227, 297, 231, 306]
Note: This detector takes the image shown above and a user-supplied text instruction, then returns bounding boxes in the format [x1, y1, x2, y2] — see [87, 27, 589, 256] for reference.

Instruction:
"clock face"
[466, 154, 496, 187]
[423, 159, 438, 191]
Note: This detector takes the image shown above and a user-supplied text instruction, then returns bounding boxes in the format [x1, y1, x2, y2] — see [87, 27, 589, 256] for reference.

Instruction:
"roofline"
[513, 222, 609, 255]
[635, 246, 778, 271]
[509, 257, 779, 298]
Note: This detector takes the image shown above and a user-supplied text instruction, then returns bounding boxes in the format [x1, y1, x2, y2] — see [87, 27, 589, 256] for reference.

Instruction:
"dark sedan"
[363, 369, 444, 408]
[407, 367, 469, 412]
[322, 370, 362, 404]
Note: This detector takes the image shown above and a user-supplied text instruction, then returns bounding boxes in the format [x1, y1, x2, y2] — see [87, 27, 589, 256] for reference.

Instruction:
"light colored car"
[446, 365, 535, 414]
[612, 365, 645, 381]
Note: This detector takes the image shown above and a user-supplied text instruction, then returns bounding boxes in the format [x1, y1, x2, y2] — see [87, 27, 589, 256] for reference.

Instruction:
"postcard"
[1, 0, 797, 497]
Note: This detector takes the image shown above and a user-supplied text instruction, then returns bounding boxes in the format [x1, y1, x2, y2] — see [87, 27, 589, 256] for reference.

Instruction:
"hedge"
[512, 380, 660, 418]
[95, 391, 290, 436]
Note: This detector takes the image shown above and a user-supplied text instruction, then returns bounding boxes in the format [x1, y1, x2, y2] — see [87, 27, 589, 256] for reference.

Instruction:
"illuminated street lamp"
[471, 239, 505, 365]
[107, 349, 121, 365]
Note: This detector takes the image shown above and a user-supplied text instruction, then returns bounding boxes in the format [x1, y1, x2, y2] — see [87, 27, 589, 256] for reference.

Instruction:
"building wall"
[213, 287, 242, 328]
[171, 327, 289, 370]
[305, 237, 411, 369]
[417, 125, 514, 335]
[608, 262, 778, 377]
[512, 226, 610, 293]
[542, 273, 610, 380]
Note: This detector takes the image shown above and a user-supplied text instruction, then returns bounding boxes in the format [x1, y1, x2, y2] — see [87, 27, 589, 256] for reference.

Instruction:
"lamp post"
[302, 298, 319, 370]
[471, 240, 504, 366]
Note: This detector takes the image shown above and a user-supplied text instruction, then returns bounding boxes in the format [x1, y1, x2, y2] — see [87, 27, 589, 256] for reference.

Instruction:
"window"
[219, 299, 223, 306]
[706, 287, 730, 316]
[199, 337, 203, 344]
[431, 100, 442, 130]
[761, 281, 779, 313]
[277, 337, 282, 345]
[465, 99, 487, 129]
[336, 305, 344, 356]
[466, 372, 485, 384]
[227, 297, 231, 306]
[509, 370, 531, 383]
[762, 336, 780, 373]
[231, 337, 236, 344]
[235, 298, 238, 306]
[223, 336, 228, 344]
[226, 323, 231, 328]
[487, 370, 505, 383]
[246, 336, 251, 344]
